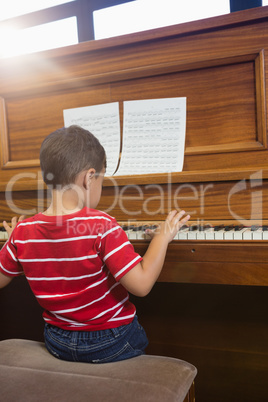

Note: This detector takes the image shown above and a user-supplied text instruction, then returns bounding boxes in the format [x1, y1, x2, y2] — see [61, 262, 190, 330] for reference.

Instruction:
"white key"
[205, 228, 215, 240]
[0, 231, 7, 240]
[136, 230, 146, 240]
[214, 229, 224, 240]
[196, 230, 206, 240]
[252, 228, 263, 240]
[177, 227, 189, 240]
[242, 228, 252, 240]
[127, 230, 137, 240]
[233, 228, 245, 240]
[188, 230, 198, 240]
[262, 230, 268, 240]
[224, 230, 235, 240]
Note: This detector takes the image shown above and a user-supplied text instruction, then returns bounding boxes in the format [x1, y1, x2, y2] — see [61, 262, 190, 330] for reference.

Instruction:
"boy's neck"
[43, 188, 85, 216]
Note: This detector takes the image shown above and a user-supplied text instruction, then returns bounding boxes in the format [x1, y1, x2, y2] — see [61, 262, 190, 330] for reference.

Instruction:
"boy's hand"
[146, 210, 190, 243]
[3, 215, 25, 239]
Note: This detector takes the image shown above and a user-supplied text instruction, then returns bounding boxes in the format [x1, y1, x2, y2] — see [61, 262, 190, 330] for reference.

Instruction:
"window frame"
[0, 0, 135, 42]
[0, 0, 263, 45]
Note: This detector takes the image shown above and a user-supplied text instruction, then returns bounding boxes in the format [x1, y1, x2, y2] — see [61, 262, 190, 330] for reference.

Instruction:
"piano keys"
[0, 228, 8, 241]
[120, 223, 268, 241]
[2, 219, 267, 287]
[1, 222, 268, 243]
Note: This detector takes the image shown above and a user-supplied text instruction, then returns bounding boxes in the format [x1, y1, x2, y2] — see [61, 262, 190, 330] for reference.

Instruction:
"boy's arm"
[119, 210, 190, 297]
[0, 215, 25, 289]
[0, 272, 13, 288]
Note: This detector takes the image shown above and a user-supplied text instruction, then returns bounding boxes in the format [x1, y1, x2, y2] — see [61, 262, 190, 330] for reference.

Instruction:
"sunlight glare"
[0, 17, 78, 58]
[0, 0, 74, 21]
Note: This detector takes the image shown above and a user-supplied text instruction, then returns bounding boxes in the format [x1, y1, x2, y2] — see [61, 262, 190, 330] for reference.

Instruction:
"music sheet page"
[63, 102, 121, 176]
[115, 97, 186, 176]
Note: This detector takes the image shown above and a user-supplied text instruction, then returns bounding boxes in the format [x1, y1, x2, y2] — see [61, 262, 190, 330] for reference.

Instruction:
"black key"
[214, 225, 224, 231]
[199, 224, 212, 231]
[234, 225, 244, 231]
[189, 225, 198, 231]
[140, 225, 150, 232]
[122, 225, 135, 231]
[251, 225, 260, 231]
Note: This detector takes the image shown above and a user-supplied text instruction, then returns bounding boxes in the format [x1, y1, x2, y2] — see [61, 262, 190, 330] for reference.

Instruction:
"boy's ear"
[84, 168, 96, 189]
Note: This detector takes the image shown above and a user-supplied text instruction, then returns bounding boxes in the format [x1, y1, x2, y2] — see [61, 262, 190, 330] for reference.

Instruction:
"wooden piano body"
[1, 6, 268, 402]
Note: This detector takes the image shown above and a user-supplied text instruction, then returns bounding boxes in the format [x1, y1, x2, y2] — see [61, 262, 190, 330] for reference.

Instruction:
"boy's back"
[1, 207, 141, 331]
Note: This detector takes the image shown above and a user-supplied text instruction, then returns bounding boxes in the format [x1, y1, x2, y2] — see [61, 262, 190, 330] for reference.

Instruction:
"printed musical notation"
[63, 97, 186, 176]
[115, 97, 186, 175]
[63, 102, 120, 176]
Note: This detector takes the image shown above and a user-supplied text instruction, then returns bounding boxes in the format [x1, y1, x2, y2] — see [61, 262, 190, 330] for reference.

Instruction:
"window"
[94, 0, 230, 40]
[0, 0, 266, 58]
[0, 0, 133, 58]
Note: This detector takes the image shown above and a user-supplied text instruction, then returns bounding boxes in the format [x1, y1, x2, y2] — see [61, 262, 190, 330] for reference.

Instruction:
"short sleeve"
[99, 221, 142, 281]
[0, 237, 23, 277]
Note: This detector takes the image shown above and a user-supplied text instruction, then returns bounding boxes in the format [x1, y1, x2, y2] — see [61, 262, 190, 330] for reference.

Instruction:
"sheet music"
[63, 103, 120, 176]
[115, 97, 186, 176]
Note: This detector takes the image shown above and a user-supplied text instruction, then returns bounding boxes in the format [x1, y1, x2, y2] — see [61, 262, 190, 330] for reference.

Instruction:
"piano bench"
[0, 339, 196, 402]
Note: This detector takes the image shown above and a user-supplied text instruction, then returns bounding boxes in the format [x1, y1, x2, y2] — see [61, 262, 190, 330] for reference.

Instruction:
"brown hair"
[40, 125, 106, 188]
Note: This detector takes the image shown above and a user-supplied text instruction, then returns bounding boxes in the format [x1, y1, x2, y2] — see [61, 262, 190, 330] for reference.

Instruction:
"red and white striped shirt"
[0, 208, 142, 330]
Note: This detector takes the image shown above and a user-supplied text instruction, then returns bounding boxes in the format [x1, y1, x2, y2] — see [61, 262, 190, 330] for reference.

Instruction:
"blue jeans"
[44, 316, 148, 364]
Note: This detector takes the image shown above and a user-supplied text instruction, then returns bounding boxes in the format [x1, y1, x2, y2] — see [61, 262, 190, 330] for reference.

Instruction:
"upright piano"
[1, 6, 268, 402]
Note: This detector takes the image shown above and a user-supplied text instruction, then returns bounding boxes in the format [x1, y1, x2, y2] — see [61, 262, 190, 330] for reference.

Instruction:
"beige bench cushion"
[0, 339, 197, 401]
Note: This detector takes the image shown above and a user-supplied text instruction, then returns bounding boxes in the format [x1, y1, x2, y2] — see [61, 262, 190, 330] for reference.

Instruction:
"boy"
[0, 125, 190, 363]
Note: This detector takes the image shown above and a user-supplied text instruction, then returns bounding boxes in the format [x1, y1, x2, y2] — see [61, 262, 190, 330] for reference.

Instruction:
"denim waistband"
[45, 316, 137, 340]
